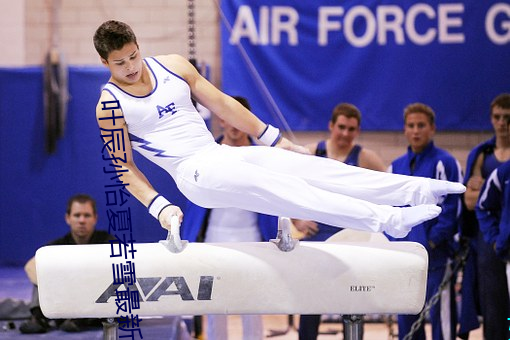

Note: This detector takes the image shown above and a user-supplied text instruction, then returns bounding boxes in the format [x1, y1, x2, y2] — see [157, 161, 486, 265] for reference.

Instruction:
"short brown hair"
[66, 194, 97, 215]
[331, 103, 361, 126]
[93, 20, 138, 60]
[490, 93, 510, 113]
[403, 103, 435, 125]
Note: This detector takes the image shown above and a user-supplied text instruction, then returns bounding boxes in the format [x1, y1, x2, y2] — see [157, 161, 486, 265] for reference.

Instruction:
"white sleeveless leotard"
[103, 57, 216, 178]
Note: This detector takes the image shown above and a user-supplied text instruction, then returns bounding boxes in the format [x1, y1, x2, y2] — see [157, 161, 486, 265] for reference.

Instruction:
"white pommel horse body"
[36, 218, 428, 339]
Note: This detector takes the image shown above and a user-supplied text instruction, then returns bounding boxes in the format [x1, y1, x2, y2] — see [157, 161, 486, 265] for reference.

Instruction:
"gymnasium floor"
[0, 266, 483, 339]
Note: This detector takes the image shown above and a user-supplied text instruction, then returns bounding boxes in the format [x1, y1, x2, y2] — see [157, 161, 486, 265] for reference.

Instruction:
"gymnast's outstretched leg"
[228, 145, 465, 206]
[177, 151, 441, 238]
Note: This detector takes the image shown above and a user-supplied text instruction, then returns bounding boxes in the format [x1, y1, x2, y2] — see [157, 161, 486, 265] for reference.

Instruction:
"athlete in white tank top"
[103, 57, 216, 177]
[94, 20, 466, 239]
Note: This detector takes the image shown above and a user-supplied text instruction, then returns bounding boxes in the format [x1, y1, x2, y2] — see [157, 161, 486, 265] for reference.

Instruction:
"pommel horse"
[36, 217, 428, 339]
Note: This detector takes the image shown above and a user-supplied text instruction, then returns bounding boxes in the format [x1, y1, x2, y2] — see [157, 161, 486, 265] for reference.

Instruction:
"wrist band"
[148, 194, 172, 220]
[258, 124, 282, 146]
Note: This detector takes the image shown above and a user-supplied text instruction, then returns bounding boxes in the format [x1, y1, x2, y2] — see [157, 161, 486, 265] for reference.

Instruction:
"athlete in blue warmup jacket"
[460, 94, 510, 340]
[388, 103, 462, 340]
[477, 160, 510, 260]
[456, 136, 494, 338]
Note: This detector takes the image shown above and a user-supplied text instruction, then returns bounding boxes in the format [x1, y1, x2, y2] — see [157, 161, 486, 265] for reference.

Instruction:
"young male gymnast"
[93, 20, 465, 239]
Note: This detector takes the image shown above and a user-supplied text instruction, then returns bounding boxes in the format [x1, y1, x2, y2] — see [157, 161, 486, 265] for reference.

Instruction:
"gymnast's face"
[329, 115, 360, 148]
[65, 201, 98, 244]
[491, 105, 510, 138]
[101, 42, 143, 85]
[404, 112, 435, 154]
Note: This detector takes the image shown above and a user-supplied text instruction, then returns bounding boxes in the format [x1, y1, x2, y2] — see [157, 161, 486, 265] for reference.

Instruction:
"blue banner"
[221, 1, 510, 131]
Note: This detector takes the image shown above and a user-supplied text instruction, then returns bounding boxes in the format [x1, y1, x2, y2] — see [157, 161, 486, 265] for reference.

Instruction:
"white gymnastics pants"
[175, 144, 436, 234]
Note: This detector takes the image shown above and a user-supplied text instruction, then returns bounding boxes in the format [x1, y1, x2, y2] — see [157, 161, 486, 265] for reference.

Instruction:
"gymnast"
[93, 20, 465, 239]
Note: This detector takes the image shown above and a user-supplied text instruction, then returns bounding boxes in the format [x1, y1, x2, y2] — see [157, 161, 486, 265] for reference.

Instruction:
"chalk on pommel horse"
[36, 217, 428, 340]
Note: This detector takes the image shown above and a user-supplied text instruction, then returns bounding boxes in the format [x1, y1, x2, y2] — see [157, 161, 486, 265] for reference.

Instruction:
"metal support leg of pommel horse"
[102, 318, 118, 340]
[343, 314, 363, 340]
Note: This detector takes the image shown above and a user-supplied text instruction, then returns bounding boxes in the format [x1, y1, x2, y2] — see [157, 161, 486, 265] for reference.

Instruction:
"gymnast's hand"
[467, 175, 483, 191]
[276, 137, 311, 155]
[158, 204, 184, 231]
[292, 219, 319, 237]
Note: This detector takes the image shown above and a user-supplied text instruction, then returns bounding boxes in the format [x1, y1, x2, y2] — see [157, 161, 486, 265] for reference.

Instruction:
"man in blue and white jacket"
[388, 103, 463, 340]
[477, 160, 510, 260]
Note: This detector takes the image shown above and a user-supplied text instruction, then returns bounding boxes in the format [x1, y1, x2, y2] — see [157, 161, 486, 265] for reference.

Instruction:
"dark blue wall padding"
[0, 67, 186, 265]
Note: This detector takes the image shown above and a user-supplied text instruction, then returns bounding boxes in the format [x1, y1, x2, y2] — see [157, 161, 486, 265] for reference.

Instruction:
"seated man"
[20, 194, 114, 334]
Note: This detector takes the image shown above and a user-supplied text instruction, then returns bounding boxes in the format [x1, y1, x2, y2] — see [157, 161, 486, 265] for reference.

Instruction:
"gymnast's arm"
[95, 91, 183, 230]
[464, 153, 484, 210]
[159, 54, 309, 153]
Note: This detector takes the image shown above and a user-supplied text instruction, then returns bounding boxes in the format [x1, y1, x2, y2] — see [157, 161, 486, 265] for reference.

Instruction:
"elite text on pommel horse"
[35, 217, 428, 340]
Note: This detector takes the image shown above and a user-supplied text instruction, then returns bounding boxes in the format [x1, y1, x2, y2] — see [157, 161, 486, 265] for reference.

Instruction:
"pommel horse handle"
[270, 217, 299, 252]
[159, 215, 188, 253]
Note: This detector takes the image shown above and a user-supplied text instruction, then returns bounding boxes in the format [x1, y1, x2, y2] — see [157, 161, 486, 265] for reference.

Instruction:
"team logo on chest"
[156, 102, 177, 118]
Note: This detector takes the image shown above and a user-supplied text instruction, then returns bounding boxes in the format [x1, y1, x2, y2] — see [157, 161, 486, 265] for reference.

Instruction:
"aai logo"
[96, 276, 214, 303]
